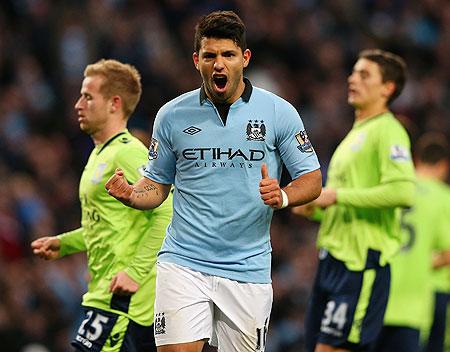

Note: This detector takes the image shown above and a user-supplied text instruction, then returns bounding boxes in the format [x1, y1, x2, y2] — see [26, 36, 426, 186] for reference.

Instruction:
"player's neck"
[354, 103, 389, 122]
[92, 120, 127, 145]
[416, 164, 448, 182]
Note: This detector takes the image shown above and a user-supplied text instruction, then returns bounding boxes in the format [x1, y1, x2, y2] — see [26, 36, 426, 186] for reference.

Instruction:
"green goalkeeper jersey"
[317, 112, 415, 270]
[384, 177, 450, 331]
[430, 182, 450, 294]
[58, 130, 172, 325]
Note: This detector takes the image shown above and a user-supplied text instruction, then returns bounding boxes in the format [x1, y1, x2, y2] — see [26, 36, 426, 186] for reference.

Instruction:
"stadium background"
[0, 0, 449, 351]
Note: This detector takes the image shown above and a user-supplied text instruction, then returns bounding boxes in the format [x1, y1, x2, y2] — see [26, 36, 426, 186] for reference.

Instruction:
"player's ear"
[193, 52, 199, 70]
[382, 81, 396, 101]
[243, 49, 251, 68]
[110, 96, 121, 113]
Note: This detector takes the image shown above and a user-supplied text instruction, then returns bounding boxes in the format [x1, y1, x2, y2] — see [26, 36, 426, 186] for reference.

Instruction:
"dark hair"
[414, 132, 449, 164]
[194, 11, 246, 53]
[358, 49, 407, 104]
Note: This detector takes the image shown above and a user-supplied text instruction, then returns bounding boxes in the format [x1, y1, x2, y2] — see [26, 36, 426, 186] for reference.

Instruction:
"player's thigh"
[157, 340, 206, 352]
[315, 254, 390, 350]
[213, 277, 273, 352]
[72, 307, 151, 352]
[373, 326, 419, 352]
[305, 254, 331, 352]
[154, 262, 214, 347]
[122, 321, 156, 352]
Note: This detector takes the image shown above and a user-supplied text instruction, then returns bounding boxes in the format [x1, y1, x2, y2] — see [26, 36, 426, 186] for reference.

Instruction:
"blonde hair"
[84, 59, 142, 119]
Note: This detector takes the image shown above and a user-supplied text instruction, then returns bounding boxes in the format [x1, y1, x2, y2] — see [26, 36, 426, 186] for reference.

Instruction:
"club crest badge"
[148, 138, 159, 160]
[154, 312, 166, 335]
[91, 163, 107, 184]
[296, 130, 313, 153]
[246, 120, 266, 141]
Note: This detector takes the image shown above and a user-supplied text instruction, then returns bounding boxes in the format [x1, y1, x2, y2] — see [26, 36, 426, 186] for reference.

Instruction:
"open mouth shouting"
[212, 74, 228, 94]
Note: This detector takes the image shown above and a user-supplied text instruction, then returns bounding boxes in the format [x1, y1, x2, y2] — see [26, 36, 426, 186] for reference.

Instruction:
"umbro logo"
[183, 126, 201, 135]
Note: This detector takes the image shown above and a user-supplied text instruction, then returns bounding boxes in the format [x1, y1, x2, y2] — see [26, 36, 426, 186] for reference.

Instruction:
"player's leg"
[120, 320, 156, 351]
[309, 250, 391, 351]
[211, 276, 272, 352]
[71, 307, 134, 352]
[424, 292, 450, 352]
[372, 326, 420, 352]
[305, 250, 331, 352]
[153, 262, 214, 352]
[157, 341, 206, 352]
[315, 344, 350, 352]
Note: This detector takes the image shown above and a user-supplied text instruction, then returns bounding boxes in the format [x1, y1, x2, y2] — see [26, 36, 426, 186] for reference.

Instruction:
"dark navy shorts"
[305, 249, 390, 351]
[424, 291, 450, 352]
[372, 325, 420, 352]
[71, 306, 156, 352]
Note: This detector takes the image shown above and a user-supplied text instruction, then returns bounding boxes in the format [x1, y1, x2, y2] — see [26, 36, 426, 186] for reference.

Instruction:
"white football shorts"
[154, 262, 273, 352]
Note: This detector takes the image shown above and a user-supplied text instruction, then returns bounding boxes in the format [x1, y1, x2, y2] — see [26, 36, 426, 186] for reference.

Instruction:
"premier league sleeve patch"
[296, 130, 313, 153]
[148, 138, 159, 160]
[390, 145, 411, 161]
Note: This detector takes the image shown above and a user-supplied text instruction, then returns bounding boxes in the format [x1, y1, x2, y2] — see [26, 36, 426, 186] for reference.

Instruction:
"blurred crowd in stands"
[0, 0, 449, 351]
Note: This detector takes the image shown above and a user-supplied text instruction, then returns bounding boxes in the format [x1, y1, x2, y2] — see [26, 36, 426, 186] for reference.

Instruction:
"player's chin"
[79, 124, 90, 133]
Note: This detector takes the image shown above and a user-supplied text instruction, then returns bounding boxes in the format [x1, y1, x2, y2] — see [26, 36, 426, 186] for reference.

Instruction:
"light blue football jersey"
[144, 80, 320, 283]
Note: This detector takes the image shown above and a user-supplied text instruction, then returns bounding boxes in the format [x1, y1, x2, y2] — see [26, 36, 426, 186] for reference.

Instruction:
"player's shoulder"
[252, 85, 292, 105]
[377, 112, 407, 130]
[368, 112, 410, 141]
[251, 85, 299, 117]
[434, 180, 450, 199]
[110, 131, 147, 157]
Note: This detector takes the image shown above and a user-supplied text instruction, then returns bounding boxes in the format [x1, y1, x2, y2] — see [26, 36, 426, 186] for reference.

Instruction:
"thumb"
[261, 163, 269, 179]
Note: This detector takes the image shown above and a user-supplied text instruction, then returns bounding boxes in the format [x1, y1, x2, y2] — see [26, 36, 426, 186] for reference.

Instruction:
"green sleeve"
[124, 199, 171, 284]
[337, 180, 415, 208]
[310, 206, 324, 222]
[58, 228, 86, 257]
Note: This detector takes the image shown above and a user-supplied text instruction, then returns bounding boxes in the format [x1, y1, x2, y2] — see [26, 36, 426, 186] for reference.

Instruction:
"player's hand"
[314, 187, 337, 208]
[105, 168, 133, 205]
[109, 271, 140, 295]
[31, 236, 61, 260]
[259, 163, 284, 209]
[291, 202, 316, 217]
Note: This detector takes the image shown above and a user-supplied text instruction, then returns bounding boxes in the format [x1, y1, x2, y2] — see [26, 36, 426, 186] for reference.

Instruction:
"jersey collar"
[96, 130, 128, 155]
[199, 77, 253, 105]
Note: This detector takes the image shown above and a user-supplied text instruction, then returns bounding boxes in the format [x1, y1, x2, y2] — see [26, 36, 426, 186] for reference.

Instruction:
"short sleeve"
[379, 120, 415, 184]
[275, 101, 320, 179]
[144, 105, 176, 184]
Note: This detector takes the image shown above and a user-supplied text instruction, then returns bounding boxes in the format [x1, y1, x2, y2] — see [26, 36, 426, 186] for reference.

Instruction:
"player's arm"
[260, 164, 322, 209]
[105, 168, 171, 210]
[314, 180, 415, 209]
[291, 203, 324, 222]
[31, 227, 86, 260]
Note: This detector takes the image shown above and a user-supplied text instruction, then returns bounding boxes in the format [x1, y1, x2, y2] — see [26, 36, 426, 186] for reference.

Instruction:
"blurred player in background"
[31, 59, 172, 351]
[420, 134, 450, 352]
[106, 10, 321, 352]
[293, 49, 415, 352]
[373, 132, 450, 352]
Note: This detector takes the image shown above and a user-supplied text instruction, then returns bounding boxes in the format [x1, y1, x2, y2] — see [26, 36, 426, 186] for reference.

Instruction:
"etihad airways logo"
[182, 147, 265, 161]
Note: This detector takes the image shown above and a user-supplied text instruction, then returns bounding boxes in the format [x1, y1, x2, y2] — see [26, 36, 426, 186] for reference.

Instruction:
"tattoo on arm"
[135, 184, 159, 199]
